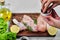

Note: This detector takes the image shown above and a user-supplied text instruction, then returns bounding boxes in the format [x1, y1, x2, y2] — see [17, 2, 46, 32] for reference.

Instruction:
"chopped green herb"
[23, 22, 27, 26]
[27, 26, 32, 31]
[34, 19, 37, 24]
[0, 18, 8, 34]
[0, 32, 16, 40]
[23, 22, 32, 31]
[0, 18, 16, 40]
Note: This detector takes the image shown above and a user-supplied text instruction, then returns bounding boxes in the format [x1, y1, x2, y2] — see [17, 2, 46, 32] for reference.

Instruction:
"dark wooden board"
[9, 13, 55, 37]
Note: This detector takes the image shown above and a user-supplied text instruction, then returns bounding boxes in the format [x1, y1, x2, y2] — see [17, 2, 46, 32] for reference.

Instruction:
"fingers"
[41, 0, 57, 13]
[43, 0, 48, 5]
[49, 16, 56, 21]
[41, 0, 48, 5]
[43, 1, 51, 13]
[41, 0, 43, 3]
[44, 16, 55, 26]
[50, 3, 57, 9]
[45, 18, 54, 26]
[44, 16, 56, 21]
[41, 0, 48, 12]
[47, 3, 58, 13]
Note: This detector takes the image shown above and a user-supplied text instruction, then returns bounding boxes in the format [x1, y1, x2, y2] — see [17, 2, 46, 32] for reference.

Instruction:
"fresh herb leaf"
[0, 18, 8, 34]
[23, 22, 27, 26]
[0, 32, 16, 40]
[34, 19, 37, 24]
[23, 22, 32, 31]
[27, 26, 32, 31]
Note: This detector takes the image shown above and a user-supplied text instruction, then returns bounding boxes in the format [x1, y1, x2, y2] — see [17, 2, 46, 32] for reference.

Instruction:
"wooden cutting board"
[9, 13, 55, 37]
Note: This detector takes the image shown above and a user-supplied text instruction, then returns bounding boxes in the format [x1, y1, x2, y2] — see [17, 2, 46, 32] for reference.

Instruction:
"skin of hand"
[43, 9, 60, 29]
[43, 11, 60, 29]
[41, 0, 60, 13]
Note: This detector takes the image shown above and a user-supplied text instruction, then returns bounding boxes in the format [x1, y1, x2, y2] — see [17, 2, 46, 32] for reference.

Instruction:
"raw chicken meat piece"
[22, 15, 34, 27]
[22, 15, 38, 32]
[37, 15, 47, 32]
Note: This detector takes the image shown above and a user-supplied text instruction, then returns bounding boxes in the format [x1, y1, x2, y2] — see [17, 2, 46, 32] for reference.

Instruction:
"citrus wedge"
[48, 26, 57, 36]
[10, 25, 20, 33]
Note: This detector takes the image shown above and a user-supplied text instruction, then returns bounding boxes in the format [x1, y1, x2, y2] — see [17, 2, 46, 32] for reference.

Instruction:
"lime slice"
[48, 26, 57, 36]
[10, 25, 20, 33]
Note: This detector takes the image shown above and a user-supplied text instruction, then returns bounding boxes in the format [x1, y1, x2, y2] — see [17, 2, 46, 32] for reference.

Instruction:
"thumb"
[48, 16, 56, 22]
[44, 16, 54, 26]
[44, 16, 56, 21]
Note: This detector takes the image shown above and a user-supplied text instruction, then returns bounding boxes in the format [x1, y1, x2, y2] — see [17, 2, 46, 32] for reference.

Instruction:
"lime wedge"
[48, 26, 57, 36]
[10, 25, 20, 33]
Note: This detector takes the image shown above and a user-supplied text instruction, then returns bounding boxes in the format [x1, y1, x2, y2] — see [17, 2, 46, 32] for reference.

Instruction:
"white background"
[5, 0, 60, 16]
[5, 0, 60, 40]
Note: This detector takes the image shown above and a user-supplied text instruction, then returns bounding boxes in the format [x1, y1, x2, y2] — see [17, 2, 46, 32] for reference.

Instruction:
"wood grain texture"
[9, 13, 55, 37]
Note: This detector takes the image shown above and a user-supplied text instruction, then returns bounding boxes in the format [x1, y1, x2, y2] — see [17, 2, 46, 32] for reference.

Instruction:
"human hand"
[41, 0, 60, 13]
[44, 16, 60, 29]
[43, 9, 60, 29]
